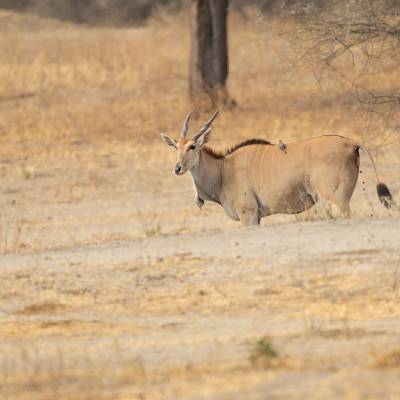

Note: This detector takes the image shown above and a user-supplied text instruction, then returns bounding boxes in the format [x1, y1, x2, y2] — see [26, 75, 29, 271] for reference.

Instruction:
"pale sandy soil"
[1, 8, 400, 400]
[1, 219, 400, 399]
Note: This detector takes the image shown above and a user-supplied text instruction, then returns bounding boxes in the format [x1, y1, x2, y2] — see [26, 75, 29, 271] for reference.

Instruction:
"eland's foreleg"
[238, 208, 260, 226]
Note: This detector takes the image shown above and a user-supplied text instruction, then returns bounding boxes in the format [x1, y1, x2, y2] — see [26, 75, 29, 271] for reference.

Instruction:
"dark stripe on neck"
[203, 138, 272, 159]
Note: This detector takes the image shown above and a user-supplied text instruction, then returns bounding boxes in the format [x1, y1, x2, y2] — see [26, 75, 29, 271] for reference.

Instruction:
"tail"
[377, 183, 393, 209]
[357, 144, 394, 209]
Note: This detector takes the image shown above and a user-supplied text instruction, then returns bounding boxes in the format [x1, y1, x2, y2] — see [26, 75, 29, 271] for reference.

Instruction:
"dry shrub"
[249, 336, 280, 368]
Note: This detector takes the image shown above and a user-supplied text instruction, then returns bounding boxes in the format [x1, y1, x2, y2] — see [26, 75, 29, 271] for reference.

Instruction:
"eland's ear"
[193, 128, 212, 147]
[160, 133, 177, 148]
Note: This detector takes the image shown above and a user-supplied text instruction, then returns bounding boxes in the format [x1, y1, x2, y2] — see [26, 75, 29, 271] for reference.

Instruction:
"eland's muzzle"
[174, 164, 183, 175]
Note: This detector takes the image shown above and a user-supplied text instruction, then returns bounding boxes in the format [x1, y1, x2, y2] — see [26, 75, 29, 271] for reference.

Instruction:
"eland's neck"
[190, 150, 223, 204]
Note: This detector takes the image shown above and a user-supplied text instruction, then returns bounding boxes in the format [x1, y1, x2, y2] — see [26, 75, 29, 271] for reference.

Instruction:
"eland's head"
[160, 110, 219, 175]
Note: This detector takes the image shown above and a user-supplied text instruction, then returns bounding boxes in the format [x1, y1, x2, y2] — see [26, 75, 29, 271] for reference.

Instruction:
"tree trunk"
[189, 0, 235, 110]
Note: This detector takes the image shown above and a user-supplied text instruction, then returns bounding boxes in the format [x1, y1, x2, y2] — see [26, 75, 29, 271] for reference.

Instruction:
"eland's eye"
[189, 144, 196, 150]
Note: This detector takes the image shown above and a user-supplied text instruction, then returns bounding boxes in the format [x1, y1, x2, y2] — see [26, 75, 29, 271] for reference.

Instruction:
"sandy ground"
[1, 218, 400, 399]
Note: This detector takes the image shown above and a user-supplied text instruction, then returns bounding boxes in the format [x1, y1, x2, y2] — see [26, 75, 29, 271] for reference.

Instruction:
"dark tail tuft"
[377, 182, 393, 209]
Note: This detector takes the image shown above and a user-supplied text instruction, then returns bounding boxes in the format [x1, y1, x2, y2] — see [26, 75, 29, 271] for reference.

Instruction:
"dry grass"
[1, 8, 399, 146]
[0, 217, 24, 253]
[372, 350, 400, 369]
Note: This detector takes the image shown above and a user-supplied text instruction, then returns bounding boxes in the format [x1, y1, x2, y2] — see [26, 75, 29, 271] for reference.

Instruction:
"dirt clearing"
[1, 219, 400, 399]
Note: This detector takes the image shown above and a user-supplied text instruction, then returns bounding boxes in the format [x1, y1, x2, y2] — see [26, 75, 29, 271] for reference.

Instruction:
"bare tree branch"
[280, 0, 400, 133]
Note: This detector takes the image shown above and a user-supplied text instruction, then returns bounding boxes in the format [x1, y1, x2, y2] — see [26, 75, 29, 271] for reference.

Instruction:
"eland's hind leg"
[332, 189, 352, 218]
[333, 154, 359, 217]
[317, 182, 354, 218]
[315, 153, 359, 218]
[320, 171, 358, 218]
